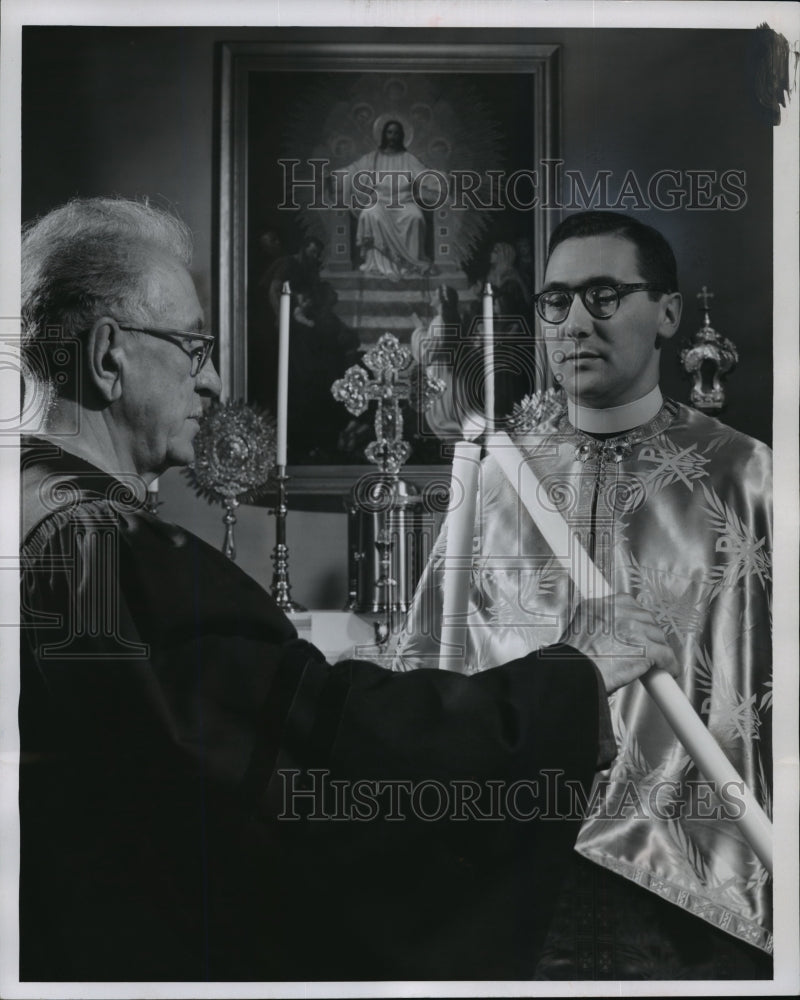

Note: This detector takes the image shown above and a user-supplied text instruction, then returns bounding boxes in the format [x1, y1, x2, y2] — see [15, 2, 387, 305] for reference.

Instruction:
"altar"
[287, 609, 390, 663]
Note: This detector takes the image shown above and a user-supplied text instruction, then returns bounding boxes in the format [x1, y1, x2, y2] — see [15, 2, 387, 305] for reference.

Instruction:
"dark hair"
[437, 284, 460, 327]
[547, 211, 678, 294]
[379, 119, 406, 151]
[494, 279, 528, 318]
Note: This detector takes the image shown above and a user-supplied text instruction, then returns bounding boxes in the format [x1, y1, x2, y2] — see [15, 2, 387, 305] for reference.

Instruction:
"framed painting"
[218, 40, 560, 497]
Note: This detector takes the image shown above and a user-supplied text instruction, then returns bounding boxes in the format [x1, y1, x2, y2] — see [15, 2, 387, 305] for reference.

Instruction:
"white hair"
[22, 197, 194, 398]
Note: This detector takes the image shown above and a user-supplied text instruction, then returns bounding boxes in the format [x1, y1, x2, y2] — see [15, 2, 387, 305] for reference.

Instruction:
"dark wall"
[23, 27, 217, 311]
[556, 29, 772, 440]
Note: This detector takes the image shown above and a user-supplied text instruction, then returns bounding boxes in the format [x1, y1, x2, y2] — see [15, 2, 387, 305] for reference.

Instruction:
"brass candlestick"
[222, 497, 239, 560]
[270, 467, 305, 612]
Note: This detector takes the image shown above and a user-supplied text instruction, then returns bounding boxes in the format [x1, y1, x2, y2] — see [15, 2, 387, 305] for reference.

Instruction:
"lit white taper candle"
[486, 430, 773, 873]
[439, 439, 482, 671]
[482, 283, 494, 430]
[276, 281, 291, 467]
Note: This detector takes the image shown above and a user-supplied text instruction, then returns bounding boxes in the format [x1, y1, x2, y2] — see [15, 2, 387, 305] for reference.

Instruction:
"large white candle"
[486, 430, 773, 873]
[439, 441, 481, 672]
[276, 281, 291, 467]
[482, 283, 494, 430]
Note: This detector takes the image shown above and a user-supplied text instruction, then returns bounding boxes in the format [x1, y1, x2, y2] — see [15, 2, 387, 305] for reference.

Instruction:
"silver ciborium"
[184, 400, 276, 560]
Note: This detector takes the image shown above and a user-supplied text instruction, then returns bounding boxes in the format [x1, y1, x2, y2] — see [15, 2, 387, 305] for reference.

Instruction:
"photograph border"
[1, 3, 798, 998]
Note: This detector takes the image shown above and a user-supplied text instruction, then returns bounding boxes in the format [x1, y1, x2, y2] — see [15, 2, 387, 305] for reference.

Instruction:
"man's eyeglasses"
[533, 283, 669, 324]
[117, 325, 216, 377]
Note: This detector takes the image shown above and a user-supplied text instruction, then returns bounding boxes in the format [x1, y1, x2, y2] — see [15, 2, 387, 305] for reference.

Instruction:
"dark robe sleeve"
[246, 638, 603, 980]
[20, 497, 605, 982]
[270, 638, 600, 789]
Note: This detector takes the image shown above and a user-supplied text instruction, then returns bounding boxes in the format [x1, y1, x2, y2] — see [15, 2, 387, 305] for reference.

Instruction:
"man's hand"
[558, 593, 680, 693]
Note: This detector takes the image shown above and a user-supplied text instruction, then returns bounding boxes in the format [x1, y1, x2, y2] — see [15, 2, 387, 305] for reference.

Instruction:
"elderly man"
[19, 198, 677, 983]
[395, 211, 772, 979]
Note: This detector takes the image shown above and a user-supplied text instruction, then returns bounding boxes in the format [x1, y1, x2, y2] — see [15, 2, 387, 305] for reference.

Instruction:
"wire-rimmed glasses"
[117, 324, 215, 376]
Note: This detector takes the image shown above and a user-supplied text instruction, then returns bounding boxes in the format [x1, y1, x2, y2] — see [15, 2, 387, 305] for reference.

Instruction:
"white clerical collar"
[568, 386, 663, 435]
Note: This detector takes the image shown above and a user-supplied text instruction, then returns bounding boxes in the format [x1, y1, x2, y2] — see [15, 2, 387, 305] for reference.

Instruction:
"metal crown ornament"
[679, 286, 739, 413]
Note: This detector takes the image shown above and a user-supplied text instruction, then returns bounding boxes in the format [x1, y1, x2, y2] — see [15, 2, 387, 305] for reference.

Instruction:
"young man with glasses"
[396, 211, 773, 979]
[534, 211, 682, 412]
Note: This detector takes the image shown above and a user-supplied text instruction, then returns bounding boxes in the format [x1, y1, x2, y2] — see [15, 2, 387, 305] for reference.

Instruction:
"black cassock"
[20, 439, 608, 982]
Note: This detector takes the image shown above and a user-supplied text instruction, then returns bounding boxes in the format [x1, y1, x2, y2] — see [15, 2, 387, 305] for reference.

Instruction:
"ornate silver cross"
[332, 332, 445, 475]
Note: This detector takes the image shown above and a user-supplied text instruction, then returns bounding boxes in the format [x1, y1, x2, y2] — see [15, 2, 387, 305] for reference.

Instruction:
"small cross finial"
[697, 286, 714, 312]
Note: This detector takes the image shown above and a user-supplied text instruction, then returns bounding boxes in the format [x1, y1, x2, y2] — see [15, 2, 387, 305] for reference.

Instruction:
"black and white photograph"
[1, 1, 798, 996]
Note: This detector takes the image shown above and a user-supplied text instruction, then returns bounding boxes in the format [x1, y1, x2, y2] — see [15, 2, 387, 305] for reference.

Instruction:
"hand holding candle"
[485, 429, 773, 873]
